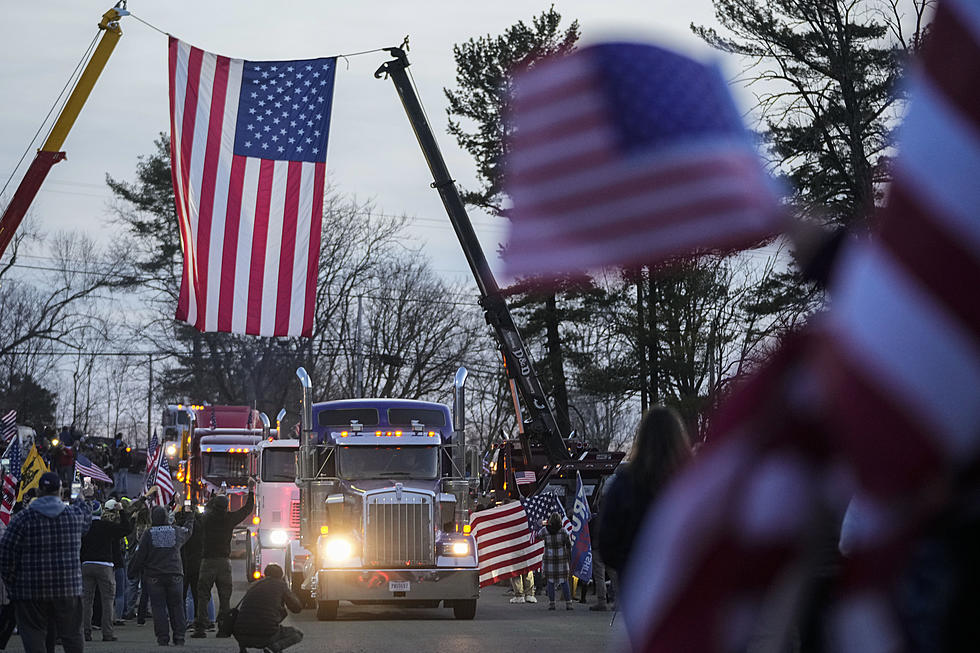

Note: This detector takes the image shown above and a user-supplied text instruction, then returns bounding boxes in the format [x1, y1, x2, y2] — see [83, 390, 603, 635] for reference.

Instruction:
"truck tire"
[316, 600, 338, 621]
[452, 599, 477, 620]
[292, 573, 313, 608]
[245, 538, 255, 582]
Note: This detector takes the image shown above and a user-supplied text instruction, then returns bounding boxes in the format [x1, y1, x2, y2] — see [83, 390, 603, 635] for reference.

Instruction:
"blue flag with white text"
[569, 473, 593, 580]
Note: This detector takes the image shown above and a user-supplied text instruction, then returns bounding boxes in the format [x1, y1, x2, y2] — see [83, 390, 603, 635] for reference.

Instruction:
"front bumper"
[315, 568, 479, 602]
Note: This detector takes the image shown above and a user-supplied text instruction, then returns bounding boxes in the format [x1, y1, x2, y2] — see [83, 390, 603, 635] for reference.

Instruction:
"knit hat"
[91, 502, 103, 518]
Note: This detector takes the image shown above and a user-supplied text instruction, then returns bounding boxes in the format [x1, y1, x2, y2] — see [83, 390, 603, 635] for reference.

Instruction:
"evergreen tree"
[445, 7, 583, 435]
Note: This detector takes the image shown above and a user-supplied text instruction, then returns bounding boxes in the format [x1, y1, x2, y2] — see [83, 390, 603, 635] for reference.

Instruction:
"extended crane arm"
[375, 47, 571, 464]
[0, 3, 129, 258]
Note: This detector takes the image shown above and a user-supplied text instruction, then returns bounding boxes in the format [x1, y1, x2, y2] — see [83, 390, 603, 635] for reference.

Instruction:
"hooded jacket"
[129, 506, 193, 578]
[81, 510, 132, 565]
[200, 492, 254, 559]
[0, 495, 91, 599]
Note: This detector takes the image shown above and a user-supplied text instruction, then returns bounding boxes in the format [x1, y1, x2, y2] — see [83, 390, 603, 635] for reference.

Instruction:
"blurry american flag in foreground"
[621, 2, 980, 651]
[169, 38, 335, 337]
[503, 43, 783, 278]
[469, 502, 543, 588]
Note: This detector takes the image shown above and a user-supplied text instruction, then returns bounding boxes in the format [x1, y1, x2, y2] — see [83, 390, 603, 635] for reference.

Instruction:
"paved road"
[4, 560, 628, 653]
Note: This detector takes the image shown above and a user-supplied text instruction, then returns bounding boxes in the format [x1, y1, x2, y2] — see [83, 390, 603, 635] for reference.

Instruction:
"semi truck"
[245, 434, 313, 602]
[294, 367, 480, 621]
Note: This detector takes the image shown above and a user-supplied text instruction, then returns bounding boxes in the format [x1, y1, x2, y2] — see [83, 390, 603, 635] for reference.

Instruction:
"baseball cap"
[38, 472, 61, 493]
[104, 499, 120, 511]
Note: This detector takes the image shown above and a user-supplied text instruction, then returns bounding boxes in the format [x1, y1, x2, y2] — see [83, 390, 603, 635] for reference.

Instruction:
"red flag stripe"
[878, 181, 980, 332]
[246, 159, 275, 334]
[275, 160, 302, 335]
[923, 1, 980, 127]
[217, 154, 247, 332]
[303, 163, 326, 336]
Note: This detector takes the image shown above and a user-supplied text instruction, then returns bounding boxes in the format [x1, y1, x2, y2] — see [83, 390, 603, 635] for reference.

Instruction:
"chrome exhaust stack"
[258, 412, 271, 438]
[452, 366, 468, 477]
[296, 367, 313, 481]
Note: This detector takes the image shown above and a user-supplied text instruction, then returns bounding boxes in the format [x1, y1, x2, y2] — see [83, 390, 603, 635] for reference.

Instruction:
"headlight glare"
[269, 529, 289, 546]
[323, 537, 352, 563]
[451, 541, 469, 556]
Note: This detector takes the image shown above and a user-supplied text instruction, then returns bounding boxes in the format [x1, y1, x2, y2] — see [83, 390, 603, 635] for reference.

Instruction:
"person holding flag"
[537, 511, 574, 611]
[568, 472, 594, 604]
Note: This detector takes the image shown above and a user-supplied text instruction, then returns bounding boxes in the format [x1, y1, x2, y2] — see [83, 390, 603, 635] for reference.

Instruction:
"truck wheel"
[316, 600, 338, 621]
[452, 599, 477, 620]
[292, 573, 313, 608]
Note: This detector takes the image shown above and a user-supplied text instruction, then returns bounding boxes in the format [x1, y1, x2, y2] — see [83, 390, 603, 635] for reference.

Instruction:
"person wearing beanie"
[232, 564, 303, 653]
[129, 505, 193, 646]
[191, 480, 255, 638]
[0, 472, 93, 653]
[80, 495, 132, 641]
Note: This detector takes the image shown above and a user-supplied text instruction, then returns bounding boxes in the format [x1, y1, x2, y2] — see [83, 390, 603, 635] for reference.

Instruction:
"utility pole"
[354, 294, 364, 398]
[147, 354, 153, 450]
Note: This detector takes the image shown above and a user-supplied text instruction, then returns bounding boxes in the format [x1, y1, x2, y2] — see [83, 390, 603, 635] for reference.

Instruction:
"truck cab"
[193, 433, 261, 555]
[295, 370, 480, 622]
[246, 438, 312, 601]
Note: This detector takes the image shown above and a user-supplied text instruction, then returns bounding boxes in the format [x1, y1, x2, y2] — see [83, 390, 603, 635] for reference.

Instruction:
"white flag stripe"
[469, 507, 526, 535]
[232, 157, 260, 334]
[512, 91, 605, 135]
[894, 77, 980, 251]
[260, 161, 289, 336]
[514, 55, 592, 97]
[827, 243, 980, 458]
[185, 50, 216, 328]
[735, 453, 814, 542]
[171, 40, 197, 324]
[290, 162, 316, 336]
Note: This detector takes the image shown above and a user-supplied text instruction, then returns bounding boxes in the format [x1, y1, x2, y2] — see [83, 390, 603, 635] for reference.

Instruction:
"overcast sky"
[1, 0, 741, 286]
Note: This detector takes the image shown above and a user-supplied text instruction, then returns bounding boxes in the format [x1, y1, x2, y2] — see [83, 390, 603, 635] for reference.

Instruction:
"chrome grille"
[290, 501, 301, 529]
[365, 493, 433, 567]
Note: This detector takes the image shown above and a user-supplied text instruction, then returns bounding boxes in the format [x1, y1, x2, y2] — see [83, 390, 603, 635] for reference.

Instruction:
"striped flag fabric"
[514, 470, 536, 485]
[146, 447, 176, 508]
[503, 42, 783, 278]
[522, 492, 572, 536]
[622, 3, 980, 650]
[146, 432, 159, 473]
[168, 37, 336, 337]
[74, 453, 113, 484]
[0, 411, 16, 443]
[0, 439, 24, 525]
[469, 501, 544, 588]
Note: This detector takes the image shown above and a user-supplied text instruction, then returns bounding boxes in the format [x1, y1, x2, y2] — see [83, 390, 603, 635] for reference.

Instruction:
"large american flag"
[622, 3, 980, 650]
[469, 501, 543, 588]
[0, 411, 16, 443]
[0, 439, 23, 525]
[522, 492, 572, 536]
[169, 38, 336, 337]
[503, 42, 782, 278]
[74, 453, 113, 485]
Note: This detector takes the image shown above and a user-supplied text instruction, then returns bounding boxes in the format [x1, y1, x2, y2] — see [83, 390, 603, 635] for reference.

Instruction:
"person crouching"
[128, 506, 193, 646]
[232, 564, 303, 653]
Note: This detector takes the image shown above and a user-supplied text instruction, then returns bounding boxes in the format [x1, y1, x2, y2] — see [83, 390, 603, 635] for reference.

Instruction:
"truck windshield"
[202, 453, 250, 482]
[261, 448, 296, 482]
[337, 446, 438, 480]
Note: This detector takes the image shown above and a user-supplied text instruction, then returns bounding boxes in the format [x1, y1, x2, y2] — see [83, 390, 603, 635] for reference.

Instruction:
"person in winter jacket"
[0, 472, 92, 653]
[174, 505, 203, 624]
[80, 499, 132, 641]
[191, 480, 255, 638]
[129, 505, 193, 646]
[538, 512, 574, 611]
[232, 564, 303, 653]
[597, 406, 691, 579]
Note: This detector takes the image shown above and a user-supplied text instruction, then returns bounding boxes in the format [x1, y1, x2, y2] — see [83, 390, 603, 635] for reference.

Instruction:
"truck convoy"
[294, 368, 479, 621]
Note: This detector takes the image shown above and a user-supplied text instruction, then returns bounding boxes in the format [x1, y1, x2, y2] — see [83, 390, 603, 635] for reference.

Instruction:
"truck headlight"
[440, 540, 470, 556]
[269, 529, 289, 546]
[166, 444, 177, 456]
[323, 537, 352, 563]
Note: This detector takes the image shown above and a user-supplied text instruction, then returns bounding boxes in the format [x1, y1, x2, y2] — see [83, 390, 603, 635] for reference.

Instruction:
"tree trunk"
[544, 293, 571, 436]
[636, 270, 648, 412]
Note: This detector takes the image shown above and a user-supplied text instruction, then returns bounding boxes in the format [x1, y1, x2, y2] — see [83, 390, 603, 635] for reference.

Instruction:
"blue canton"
[7, 440, 23, 480]
[234, 57, 336, 163]
[592, 43, 746, 154]
[522, 492, 561, 532]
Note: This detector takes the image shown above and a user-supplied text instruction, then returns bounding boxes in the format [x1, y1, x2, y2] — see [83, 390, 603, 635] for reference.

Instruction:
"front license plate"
[389, 581, 410, 592]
